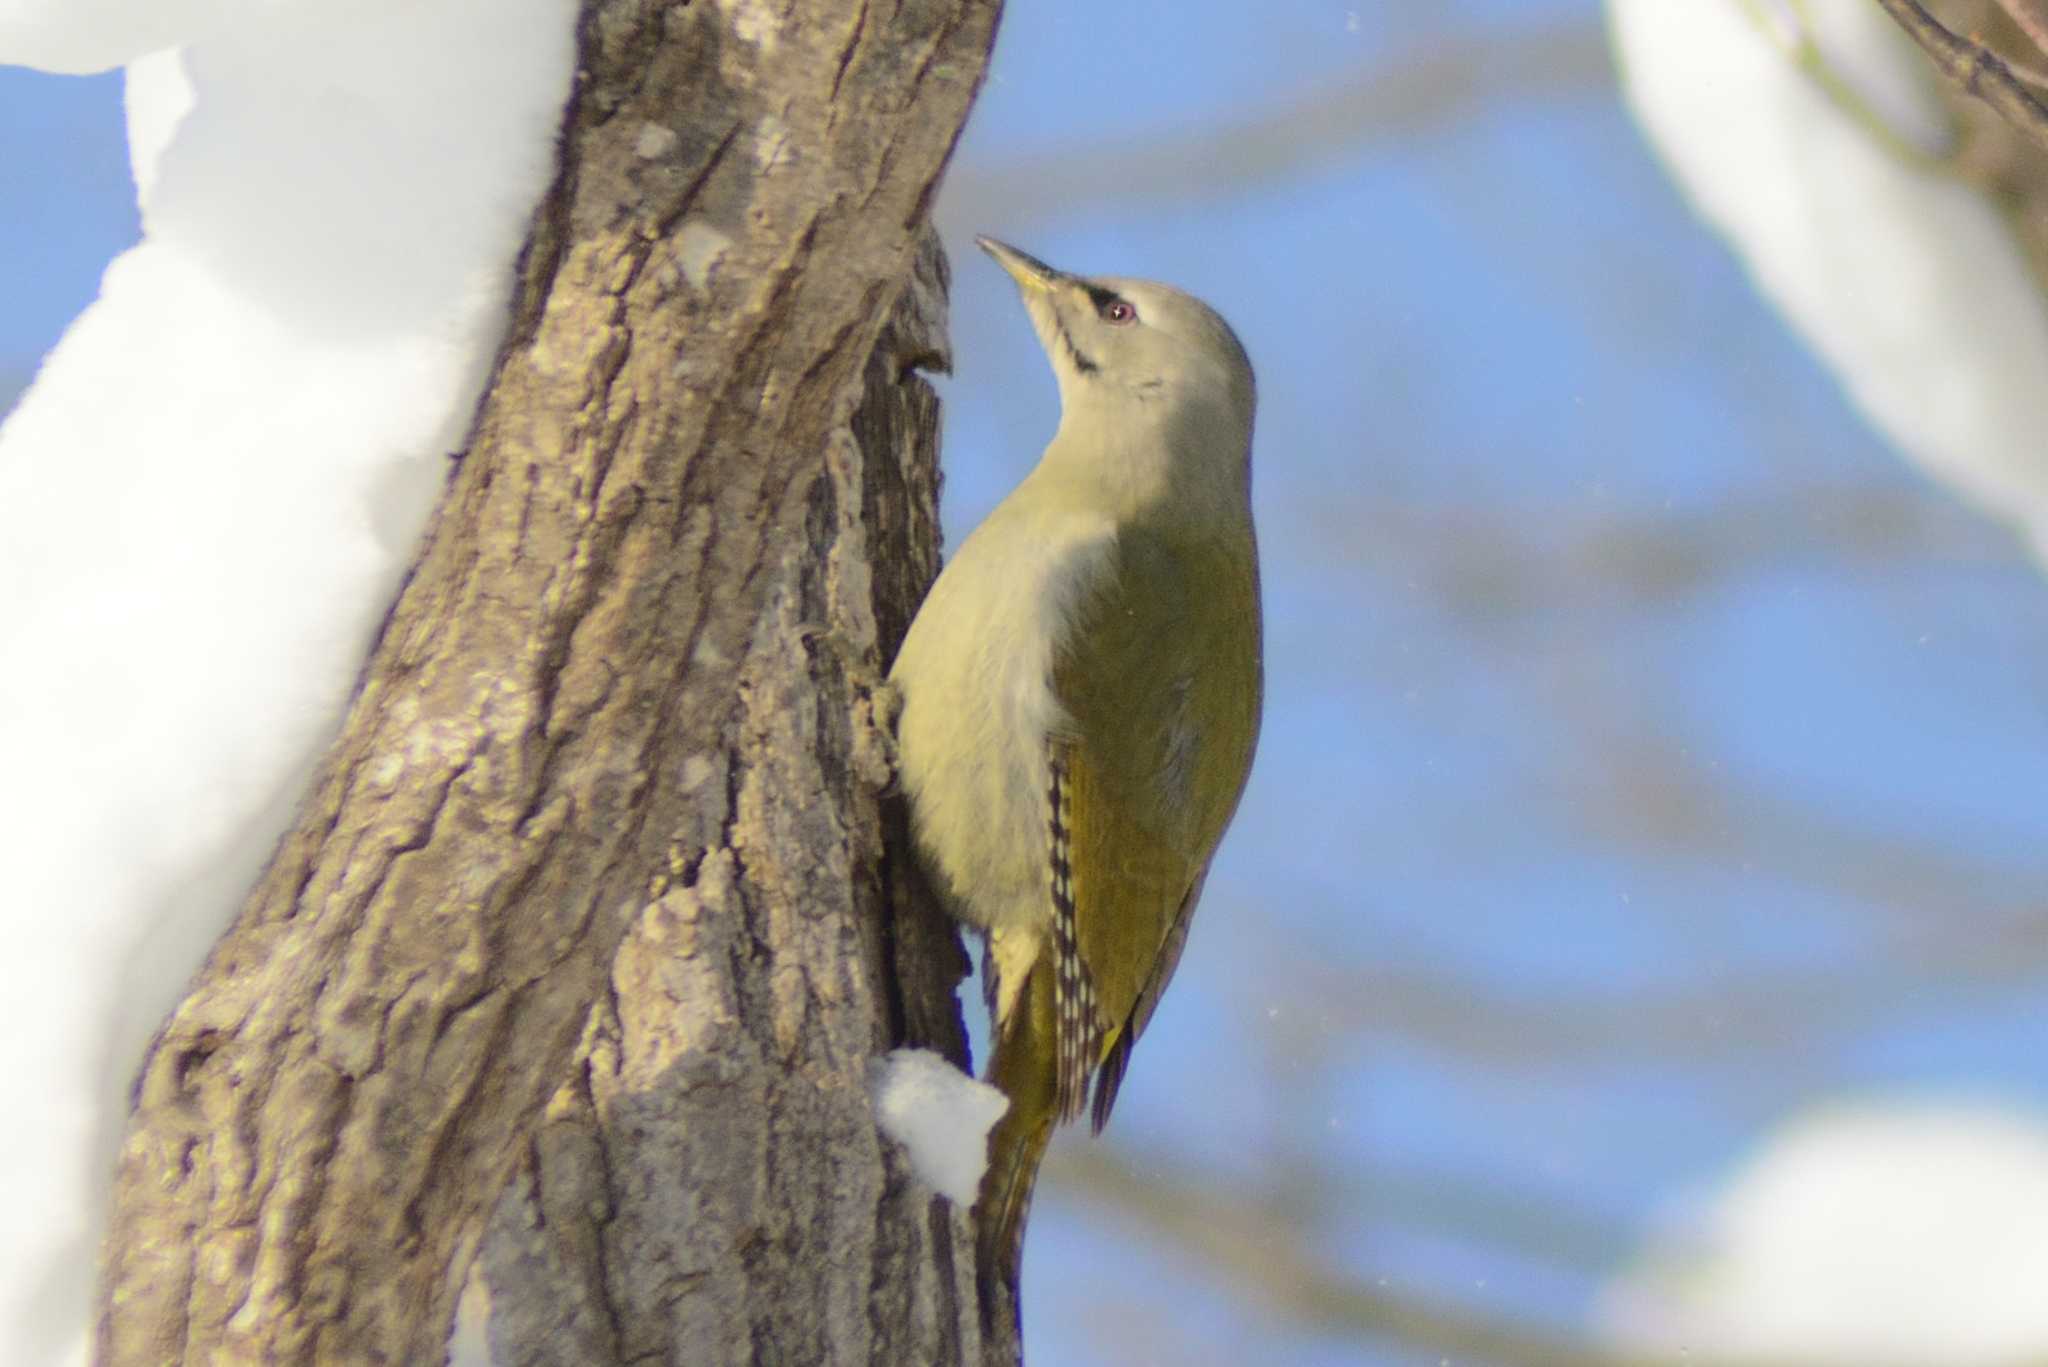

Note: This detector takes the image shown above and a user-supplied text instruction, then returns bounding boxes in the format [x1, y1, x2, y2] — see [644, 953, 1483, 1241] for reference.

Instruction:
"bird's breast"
[888, 497, 1118, 936]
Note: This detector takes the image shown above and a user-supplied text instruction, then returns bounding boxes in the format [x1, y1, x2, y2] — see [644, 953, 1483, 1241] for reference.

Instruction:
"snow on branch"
[1609, 0, 2048, 562]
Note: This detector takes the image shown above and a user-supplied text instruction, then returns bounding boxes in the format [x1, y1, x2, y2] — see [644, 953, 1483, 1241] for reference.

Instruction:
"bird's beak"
[976, 236, 1063, 295]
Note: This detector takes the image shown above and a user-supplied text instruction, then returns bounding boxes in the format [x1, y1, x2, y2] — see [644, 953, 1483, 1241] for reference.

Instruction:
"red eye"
[1101, 299, 1137, 325]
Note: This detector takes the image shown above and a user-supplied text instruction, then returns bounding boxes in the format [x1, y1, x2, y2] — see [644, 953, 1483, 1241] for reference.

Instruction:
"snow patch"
[719, 0, 782, 56]
[447, 1254, 497, 1367]
[1601, 1098, 2048, 1364]
[635, 120, 679, 160]
[0, 0, 576, 1360]
[122, 47, 193, 211]
[1609, 0, 2048, 556]
[869, 1047, 1008, 1205]
[675, 220, 734, 292]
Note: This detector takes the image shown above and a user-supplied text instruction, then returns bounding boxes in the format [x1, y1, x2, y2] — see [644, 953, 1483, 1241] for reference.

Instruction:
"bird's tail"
[975, 955, 1059, 1304]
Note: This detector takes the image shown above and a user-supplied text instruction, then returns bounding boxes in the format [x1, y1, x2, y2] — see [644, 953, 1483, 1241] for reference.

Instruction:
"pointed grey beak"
[976, 236, 1063, 294]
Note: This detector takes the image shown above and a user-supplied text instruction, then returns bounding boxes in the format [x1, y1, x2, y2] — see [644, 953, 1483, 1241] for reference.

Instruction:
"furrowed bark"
[96, 0, 1010, 1363]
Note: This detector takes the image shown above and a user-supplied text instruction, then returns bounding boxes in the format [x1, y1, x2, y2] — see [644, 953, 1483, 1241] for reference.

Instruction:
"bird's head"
[977, 237, 1255, 460]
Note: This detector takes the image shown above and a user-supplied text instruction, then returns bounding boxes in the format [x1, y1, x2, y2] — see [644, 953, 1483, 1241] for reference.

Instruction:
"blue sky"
[0, 67, 133, 403]
[8, 3, 2048, 1362]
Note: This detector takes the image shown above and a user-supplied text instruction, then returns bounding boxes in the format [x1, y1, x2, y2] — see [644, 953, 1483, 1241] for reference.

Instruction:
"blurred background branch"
[939, 16, 1608, 229]
[1051, 1146, 1814, 1367]
[1877, 0, 2048, 150]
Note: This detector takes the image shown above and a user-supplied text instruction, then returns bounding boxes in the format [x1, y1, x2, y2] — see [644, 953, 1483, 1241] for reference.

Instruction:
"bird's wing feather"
[1048, 522, 1261, 1126]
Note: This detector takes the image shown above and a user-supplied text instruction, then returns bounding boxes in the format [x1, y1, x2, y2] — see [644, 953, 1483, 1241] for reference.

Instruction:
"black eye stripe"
[1082, 284, 1121, 312]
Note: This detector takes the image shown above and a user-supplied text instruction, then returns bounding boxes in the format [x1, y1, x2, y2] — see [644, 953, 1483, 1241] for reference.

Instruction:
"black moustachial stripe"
[1055, 320, 1099, 375]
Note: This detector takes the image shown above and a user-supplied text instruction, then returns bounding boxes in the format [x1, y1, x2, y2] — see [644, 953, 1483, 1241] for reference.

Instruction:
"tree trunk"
[95, 0, 1010, 1363]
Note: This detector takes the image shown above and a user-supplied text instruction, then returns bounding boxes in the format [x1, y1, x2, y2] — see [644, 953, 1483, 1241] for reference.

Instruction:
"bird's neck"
[1040, 397, 1251, 531]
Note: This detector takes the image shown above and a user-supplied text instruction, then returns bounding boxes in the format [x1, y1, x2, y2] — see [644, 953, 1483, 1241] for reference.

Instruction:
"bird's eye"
[1100, 298, 1137, 325]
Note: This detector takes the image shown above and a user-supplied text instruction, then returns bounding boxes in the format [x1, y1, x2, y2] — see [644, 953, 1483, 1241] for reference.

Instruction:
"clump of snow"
[674, 220, 734, 293]
[448, 1253, 498, 1367]
[0, 1, 575, 1362]
[1, 0, 196, 75]
[122, 46, 193, 210]
[1608, 0, 2048, 558]
[1601, 1098, 2048, 1364]
[869, 1047, 1009, 1205]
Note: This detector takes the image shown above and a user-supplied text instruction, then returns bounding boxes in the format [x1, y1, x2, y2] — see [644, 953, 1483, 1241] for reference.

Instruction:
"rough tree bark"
[95, 0, 1010, 1363]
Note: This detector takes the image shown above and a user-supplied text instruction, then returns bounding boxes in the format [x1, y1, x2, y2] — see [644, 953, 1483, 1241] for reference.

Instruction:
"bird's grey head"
[977, 237, 1255, 447]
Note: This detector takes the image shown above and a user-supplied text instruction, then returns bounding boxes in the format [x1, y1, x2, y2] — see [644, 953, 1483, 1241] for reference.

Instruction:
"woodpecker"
[888, 237, 1262, 1286]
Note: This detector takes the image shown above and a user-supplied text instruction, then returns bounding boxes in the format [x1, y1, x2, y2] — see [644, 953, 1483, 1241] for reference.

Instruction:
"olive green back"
[1054, 511, 1262, 1123]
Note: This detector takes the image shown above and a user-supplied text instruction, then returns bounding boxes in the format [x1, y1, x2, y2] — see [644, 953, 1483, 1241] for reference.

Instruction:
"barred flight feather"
[1046, 749, 1100, 1121]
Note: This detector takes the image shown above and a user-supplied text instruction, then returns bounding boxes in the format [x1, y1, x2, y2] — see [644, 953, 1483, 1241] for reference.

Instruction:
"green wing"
[1048, 518, 1261, 1130]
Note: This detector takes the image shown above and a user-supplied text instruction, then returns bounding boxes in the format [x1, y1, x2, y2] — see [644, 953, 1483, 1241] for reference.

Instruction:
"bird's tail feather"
[975, 956, 1058, 1305]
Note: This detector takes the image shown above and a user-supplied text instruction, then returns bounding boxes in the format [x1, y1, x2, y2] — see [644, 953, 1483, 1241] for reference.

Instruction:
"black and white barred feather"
[1046, 750, 1101, 1122]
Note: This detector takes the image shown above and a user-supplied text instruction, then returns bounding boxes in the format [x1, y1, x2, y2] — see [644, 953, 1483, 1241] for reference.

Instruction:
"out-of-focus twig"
[1076, 1147, 1637, 1276]
[1274, 903, 2048, 1065]
[1877, 0, 2048, 150]
[940, 17, 1607, 229]
[1051, 1145, 1806, 1367]
[1295, 486, 2011, 620]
